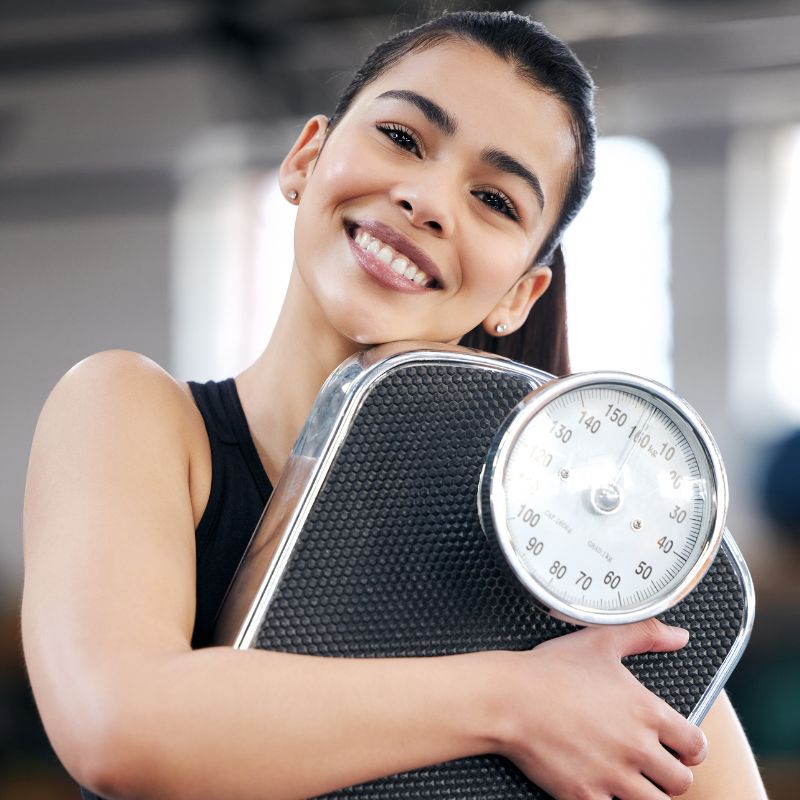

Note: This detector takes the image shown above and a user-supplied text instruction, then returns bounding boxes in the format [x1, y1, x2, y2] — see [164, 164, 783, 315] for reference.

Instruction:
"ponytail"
[459, 245, 570, 377]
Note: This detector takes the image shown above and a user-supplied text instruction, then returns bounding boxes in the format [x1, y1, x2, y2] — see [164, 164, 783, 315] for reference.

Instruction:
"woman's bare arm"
[682, 691, 767, 799]
[21, 350, 705, 800]
[21, 351, 496, 798]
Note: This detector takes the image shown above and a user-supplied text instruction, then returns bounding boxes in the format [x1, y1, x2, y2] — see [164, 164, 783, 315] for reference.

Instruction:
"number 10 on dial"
[479, 372, 728, 626]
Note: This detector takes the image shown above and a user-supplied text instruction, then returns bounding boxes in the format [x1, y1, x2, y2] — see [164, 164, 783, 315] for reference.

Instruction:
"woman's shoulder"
[34, 349, 212, 527]
[40, 348, 201, 436]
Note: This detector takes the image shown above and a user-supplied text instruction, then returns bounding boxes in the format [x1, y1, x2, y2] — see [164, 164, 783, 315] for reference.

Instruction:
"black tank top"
[187, 377, 274, 647]
[80, 377, 273, 800]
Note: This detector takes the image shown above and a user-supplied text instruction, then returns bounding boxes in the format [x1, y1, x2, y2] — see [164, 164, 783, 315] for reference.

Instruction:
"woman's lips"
[345, 220, 443, 294]
[347, 231, 432, 293]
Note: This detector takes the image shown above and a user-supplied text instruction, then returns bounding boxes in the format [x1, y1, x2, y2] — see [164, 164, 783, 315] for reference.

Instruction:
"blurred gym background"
[2, 0, 799, 797]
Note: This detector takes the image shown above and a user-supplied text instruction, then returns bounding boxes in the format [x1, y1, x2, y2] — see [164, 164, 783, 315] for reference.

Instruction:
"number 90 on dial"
[478, 372, 728, 626]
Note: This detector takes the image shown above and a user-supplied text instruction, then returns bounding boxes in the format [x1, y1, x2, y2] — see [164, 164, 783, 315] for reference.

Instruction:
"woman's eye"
[473, 188, 520, 222]
[377, 124, 422, 157]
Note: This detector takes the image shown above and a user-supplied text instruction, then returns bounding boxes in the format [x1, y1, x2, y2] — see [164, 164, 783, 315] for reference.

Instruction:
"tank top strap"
[186, 377, 273, 649]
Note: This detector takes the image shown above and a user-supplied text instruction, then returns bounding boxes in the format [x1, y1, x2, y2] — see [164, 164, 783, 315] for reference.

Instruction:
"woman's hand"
[489, 618, 706, 800]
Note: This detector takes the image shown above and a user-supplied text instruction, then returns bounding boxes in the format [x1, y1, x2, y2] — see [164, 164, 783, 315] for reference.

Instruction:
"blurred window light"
[563, 137, 672, 385]
[240, 173, 296, 365]
[769, 126, 800, 422]
[171, 166, 295, 381]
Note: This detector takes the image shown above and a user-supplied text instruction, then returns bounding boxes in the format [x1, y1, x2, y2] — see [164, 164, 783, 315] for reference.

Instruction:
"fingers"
[640, 745, 696, 797]
[659, 710, 708, 766]
[605, 618, 690, 659]
[617, 710, 698, 798]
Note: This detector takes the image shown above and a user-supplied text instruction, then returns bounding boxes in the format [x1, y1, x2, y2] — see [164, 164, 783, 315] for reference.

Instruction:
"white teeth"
[352, 226, 433, 287]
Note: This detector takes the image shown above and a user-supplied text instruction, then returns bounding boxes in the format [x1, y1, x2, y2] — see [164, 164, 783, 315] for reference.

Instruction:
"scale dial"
[480, 372, 728, 625]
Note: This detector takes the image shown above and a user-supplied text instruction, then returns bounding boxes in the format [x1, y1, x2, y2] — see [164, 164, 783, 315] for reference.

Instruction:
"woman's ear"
[278, 114, 329, 200]
[483, 265, 552, 337]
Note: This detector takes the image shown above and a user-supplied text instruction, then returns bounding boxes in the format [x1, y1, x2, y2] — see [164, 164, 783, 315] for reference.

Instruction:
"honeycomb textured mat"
[252, 363, 747, 799]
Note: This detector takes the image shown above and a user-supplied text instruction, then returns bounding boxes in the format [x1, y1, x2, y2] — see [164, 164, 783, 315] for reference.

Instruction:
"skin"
[21, 40, 766, 800]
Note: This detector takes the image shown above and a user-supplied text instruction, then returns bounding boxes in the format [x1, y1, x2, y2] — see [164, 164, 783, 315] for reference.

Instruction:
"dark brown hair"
[328, 11, 596, 376]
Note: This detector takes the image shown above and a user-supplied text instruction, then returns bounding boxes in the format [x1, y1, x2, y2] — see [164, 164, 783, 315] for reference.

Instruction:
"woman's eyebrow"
[481, 147, 545, 210]
[375, 89, 545, 210]
[376, 90, 457, 136]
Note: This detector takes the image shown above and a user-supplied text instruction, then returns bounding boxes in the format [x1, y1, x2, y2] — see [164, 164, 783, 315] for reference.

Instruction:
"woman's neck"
[235, 268, 364, 485]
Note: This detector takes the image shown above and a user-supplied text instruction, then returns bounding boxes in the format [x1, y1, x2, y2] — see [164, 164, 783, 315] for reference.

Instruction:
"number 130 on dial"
[479, 372, 728, 626]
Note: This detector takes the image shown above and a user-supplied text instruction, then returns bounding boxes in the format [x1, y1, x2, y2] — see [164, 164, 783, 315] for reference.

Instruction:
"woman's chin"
[322, 308, 407, 348]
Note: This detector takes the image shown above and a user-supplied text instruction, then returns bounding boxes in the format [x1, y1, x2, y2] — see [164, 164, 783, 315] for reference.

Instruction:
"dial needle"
[611, 406, 655, 487]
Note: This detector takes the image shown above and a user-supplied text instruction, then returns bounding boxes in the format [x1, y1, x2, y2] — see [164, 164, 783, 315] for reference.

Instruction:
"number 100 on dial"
[479, 372, 728, 626]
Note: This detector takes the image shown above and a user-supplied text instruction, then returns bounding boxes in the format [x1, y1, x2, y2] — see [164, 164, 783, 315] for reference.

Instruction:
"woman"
[21, 11, 766, 800]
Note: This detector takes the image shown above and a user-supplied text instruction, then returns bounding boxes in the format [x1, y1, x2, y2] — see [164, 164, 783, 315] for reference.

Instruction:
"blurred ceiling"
[2, 0, 800, 114]
[1, 0, 800, 219]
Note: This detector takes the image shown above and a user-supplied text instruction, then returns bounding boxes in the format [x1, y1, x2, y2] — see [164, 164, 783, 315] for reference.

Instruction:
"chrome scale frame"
[212, 342, 755, 726]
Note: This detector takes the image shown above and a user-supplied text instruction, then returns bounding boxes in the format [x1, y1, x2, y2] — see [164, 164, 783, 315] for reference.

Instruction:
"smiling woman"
[20, 10, 765, 800]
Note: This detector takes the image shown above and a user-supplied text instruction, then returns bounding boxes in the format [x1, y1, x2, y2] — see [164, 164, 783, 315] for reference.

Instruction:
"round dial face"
[483, 373, 727, 625]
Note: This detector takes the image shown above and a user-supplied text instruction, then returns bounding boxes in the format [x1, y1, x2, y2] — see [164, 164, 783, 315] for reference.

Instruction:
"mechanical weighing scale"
[213, 342, 753, 799]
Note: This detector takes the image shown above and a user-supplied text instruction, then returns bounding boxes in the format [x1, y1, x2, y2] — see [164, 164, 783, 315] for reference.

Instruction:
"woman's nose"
[390, 181, 455, 238]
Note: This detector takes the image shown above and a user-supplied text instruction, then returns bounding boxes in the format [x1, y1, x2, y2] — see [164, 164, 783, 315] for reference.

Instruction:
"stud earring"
[287, 189, 299, 203]
[495, 323, 509, 334]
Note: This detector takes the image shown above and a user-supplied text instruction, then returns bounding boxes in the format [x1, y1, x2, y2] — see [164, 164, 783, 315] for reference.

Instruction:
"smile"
[352, 226, 435, 287]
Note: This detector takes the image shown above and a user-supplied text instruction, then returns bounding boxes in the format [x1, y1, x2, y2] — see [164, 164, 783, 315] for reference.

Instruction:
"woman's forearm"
[88, 647, 501, 800]
[81, 620, 709, 800]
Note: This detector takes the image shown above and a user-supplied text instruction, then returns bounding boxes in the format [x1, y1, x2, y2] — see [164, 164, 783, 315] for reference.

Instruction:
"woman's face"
[284, 40, 576, 345]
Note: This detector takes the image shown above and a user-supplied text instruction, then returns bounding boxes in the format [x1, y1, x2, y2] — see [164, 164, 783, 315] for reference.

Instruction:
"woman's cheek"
[315, 142, 384, 202]
[468, 243, 526, 295]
